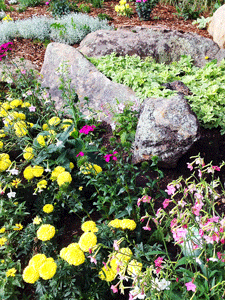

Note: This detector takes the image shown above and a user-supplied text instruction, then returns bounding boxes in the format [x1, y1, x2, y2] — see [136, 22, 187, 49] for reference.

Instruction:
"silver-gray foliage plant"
[0, 13, 113, 45]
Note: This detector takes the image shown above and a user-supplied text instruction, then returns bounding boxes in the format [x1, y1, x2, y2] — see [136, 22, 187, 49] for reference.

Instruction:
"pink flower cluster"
[154, 256, 164, 274]
[104, 151, 118, 162]
[79, 125, 96, 135]
[0, 42, 13, 61]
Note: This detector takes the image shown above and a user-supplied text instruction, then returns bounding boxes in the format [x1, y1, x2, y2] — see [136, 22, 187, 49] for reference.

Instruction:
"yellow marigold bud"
[48, 116, 61, 126]
[32, 165, 44, 177]
[22, 265, 39, 284]
[37, 224, 55, 241]
[57, 171, 72, 187]
[79, 232, 97, 252]
[43, 204, 54, 214]
[69, 162, 74, 169]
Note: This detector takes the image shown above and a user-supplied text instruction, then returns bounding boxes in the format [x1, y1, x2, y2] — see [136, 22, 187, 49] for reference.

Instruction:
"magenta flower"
[28, 105, 36, 112]
[165, 184, 176, 195]
[185, 281, 196, 292]
[111, 285, 118, 293]
[21, 69, 26, 75]
[79, 125, 96, 135]
[45, 1, 49, 4]
[154, 256, 163, 268]
[212, 165, 220, 171]
[76, 152, 84, 157]
[162, 198, 170, 209]
[104, 154, 112, 162]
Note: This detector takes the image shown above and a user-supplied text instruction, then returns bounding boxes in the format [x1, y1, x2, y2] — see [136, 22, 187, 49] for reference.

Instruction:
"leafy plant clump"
[0, 13, 113, 44]
[89, 53, 225, 134]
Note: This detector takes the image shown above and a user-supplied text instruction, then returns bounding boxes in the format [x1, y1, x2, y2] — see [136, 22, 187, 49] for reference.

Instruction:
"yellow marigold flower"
[37, 135, 46, 147]
[60, 243, 85, 266]
[115, 247, 132, 263]
[79, 232, 97, 252]
[37, 224, 55, 241]
[125, 3, 129, 8]
[37, 180, 47, 190]
[22, 265, 39, 284]
[23, 147, 34, 160]
[6, 268, 17, 277]
[21, 101, 31, 108]
[17, 112, 26, 120]
[42, 123, 49, 131]
[43, 204, 54, 214]
[0, 153, 11, 172]
[120, 219, 136, 231]
[23, 165, 34, 180]
[62, 119, 73, 129]
[69, 162, 74, 169]
[27, 122, 34, 128]
[12, 178, 21, 188]
[32, 165, 44, 177]
[0, 129, 6, 138]
[1, 259, 5, 263]
[0, 141, 3, 149]
[0, 237, 7, 246]
[99, 265, 116, 282]
[10, 99, 22, 108]
[79, 186, 83, 191]
[80, 164, 102, 175]
[1, 102, 10, 110]
[81, 221, 98, 233]
[57, 171, 72, 187]
[108, 219, 121, 229]
[13, 223, 23, 231]
[0, 227, 5, 234]
[127, 259, 142, 276]
[14, 121, 28, 137]
[205, 56, 209, 60]
[39, 258, 57, 280]
[50, 166, 65, 181]
[33, 216, 42, 225]
[29, 254, 46, 270]
[48, 116, 61, 126]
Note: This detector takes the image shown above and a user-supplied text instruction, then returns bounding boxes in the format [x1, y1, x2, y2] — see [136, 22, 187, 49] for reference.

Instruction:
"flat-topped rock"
[78, 27, 225, 67]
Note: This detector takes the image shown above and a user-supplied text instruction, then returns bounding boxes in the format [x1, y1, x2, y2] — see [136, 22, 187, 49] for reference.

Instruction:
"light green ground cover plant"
[1, 46, 225, 299]
[0, 12, 113, 44]
[89, 53, 225, 134]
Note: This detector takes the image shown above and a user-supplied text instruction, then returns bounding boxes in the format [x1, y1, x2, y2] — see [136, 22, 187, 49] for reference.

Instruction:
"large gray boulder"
[41, 42, 139, 125]
[208, 4, 225, 49]
[78, 27, 224, 68]
[133, 94, 200, 168]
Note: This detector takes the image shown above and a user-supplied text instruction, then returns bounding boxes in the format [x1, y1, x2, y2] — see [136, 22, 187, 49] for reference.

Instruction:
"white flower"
[153, 278, 171, 291]
[129, 286, 146, 299]
[55, 140, 64, 147]
[45, 167, 51, 173]
[7, 191, 16, 199]
[194, 257, 201, 265]
[209, 257, 218, 262]
[7, 168, 19, 175]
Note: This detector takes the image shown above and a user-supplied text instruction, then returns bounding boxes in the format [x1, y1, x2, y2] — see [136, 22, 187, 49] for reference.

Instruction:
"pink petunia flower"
[185, 281, 196, 292]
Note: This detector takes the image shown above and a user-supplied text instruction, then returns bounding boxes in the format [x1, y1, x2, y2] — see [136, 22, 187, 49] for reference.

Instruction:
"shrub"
[18, 0, 43, 8]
